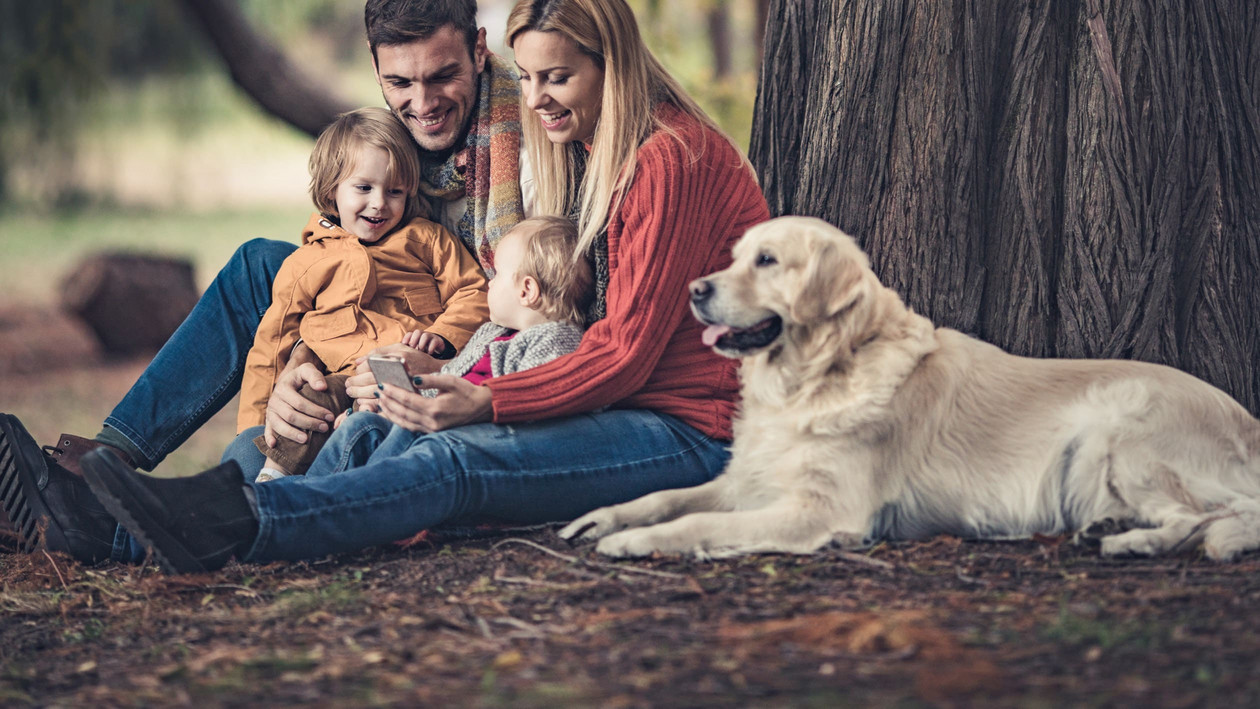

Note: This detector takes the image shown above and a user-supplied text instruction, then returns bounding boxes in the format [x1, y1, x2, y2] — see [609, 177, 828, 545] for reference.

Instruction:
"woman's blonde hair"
[512, 215, 594, 326]
[506, 0, 741, 257]
[309, 107, 428, 226]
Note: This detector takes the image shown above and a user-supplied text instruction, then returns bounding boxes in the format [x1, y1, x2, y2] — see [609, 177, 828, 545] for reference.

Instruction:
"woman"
[76, 0, 771, 573]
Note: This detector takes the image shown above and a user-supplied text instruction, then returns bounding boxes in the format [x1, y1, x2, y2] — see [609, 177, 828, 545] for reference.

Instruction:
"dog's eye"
[756, 252, 778, 267]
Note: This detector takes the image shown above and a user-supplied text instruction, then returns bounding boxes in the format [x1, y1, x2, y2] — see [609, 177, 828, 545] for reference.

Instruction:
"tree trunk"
[60, 253, 201, 356]
[177, 0, 355, 138]
[707, 3, 733, 80]
[751, 0, 1260, 414]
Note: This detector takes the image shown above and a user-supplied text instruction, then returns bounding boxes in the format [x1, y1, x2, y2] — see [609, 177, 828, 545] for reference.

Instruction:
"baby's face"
[487, 228, 531, 328]
[334, 145, 407, 242]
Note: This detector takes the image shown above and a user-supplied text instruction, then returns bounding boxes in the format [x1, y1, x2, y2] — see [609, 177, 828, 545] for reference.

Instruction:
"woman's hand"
[264, 362, 335, 446]
[377, 374, 493, 433]
[344, 343, 445, 414]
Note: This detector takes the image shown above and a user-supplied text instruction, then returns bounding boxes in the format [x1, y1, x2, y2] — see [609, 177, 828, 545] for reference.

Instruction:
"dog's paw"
[1099, 529, 1162, 558]
[558, 507, 625, 544]
[594, 528, 664, 559]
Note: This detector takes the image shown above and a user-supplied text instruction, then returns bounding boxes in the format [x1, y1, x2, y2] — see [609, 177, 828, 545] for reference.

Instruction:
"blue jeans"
[106, 238, 294, 563]
[104, 238, 296, 470]
[223, 409, 729, 562]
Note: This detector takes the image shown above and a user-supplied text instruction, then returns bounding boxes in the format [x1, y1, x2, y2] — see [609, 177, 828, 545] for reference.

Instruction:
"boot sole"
[80, 451, 207, 575]
[0, 415, 66, 554]
[0, 423, 37, 552]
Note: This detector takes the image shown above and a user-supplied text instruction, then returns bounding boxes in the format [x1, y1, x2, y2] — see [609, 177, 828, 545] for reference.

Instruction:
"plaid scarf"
[418, 54, 524, 275]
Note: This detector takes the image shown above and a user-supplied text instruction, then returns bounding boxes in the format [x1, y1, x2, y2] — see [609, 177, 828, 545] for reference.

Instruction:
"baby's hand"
[410, 331, 447, 356]
[401, 330, 424, 349]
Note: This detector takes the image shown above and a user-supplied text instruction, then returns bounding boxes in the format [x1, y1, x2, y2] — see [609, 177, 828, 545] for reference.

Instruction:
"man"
[0, 0, 531, 562]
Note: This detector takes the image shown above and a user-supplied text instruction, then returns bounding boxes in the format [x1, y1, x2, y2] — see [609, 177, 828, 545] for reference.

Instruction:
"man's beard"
[388, 101, 476, 166]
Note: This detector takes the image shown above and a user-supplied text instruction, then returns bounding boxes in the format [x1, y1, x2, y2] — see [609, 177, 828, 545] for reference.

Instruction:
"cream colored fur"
[559, 216, 1260, 561]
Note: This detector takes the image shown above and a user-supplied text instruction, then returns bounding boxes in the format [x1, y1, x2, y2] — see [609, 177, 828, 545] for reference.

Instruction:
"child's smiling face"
[334, 145, 407, 242]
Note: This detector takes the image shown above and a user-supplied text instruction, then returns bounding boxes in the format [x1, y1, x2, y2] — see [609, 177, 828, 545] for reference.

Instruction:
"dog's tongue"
[701, 324, 733, 347]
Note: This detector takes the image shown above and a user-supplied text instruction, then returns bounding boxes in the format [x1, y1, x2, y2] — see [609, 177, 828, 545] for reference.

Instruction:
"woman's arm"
[486, 128, 767, 422]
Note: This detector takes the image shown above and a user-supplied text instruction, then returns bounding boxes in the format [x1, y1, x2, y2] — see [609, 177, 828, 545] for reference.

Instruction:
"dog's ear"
[788, 233, 866, 324]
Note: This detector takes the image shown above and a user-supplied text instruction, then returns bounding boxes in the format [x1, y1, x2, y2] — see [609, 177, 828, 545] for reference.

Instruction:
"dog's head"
[690, 216, 877, 358]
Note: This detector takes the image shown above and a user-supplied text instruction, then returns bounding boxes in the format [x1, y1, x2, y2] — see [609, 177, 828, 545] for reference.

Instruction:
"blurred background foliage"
[0, 0, 761, 214]
[1, 0, 761, 305]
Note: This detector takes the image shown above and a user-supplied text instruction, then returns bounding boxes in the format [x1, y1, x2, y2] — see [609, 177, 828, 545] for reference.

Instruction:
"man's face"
[373, 25, 488, 155]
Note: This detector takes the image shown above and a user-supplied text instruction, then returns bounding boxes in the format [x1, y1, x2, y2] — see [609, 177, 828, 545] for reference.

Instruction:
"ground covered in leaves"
[3, 527, 1259, 707]
[3, 309, 1259, 706]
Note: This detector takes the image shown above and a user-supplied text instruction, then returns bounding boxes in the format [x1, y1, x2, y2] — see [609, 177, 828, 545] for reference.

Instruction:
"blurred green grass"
[0, 206, 309, 304]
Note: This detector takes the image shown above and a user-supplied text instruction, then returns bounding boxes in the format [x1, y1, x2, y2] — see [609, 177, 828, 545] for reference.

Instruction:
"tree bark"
[177, 0, 355, 138]
[751, 0, 1260, 414]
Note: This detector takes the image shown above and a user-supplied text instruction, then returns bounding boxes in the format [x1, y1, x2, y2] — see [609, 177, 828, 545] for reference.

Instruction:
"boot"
[81, 450, 258, 574]
[0, 414, 116, 562]
[0, 425, 130, 552]
[46, 433, 134, 477]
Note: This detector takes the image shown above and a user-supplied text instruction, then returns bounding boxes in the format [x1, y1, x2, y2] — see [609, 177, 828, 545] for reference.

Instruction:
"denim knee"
[306, 411, 395, 477]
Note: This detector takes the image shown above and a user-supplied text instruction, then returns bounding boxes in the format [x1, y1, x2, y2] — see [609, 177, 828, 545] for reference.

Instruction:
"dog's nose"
[690, 278, 713, 304]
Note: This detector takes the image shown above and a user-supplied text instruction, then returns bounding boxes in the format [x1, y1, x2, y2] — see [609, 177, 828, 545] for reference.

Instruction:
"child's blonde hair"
[309, 107, 427, 226]
[512, 216, 594, 326]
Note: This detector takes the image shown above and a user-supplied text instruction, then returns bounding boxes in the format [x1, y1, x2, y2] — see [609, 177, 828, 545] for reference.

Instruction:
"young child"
[243, 107, 489, 483]
[324, 215, 594, 466]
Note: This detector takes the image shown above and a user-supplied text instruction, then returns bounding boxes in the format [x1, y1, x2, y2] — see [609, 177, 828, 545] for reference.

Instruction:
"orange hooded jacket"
[237, 213, 488, 431]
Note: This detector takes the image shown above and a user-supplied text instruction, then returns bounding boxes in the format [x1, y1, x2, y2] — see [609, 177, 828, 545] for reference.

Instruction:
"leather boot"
[0, 426, 130, 552]
[46, 433, 134, 478]
[81, 450, 259, 574]
[0, 414, 117, 562]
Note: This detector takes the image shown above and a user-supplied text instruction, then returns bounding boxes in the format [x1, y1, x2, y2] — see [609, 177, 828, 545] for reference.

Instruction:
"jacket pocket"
[300, 305, 359, 342]
[404, 281, 443, 318]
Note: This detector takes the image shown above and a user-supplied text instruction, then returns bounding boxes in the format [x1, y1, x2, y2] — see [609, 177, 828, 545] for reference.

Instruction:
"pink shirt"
[461, 333, 517, 385]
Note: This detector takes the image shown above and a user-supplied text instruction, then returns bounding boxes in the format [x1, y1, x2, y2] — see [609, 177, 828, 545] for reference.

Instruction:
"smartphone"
[367, 356, 418, 393]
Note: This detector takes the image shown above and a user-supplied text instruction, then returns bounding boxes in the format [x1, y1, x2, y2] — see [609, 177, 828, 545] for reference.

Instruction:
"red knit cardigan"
[485, 107, 770, 440]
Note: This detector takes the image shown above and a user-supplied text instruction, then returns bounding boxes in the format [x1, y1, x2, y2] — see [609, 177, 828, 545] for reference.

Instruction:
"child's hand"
[408, 331, 446, 356]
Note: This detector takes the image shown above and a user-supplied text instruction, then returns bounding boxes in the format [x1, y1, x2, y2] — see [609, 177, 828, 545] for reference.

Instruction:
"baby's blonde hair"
[309, 107, 427, 226]
[511, 216, 594, 326]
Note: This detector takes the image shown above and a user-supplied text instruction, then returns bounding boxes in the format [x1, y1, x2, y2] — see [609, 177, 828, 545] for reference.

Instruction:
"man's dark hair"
[365, 0, 479, 62]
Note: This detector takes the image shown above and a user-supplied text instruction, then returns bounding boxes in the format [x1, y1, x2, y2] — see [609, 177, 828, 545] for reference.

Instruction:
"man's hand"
[377, 373, 493, 433]
[264, 362, 335, 447]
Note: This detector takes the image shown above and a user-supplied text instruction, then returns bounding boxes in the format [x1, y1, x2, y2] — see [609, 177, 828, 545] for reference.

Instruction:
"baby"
[244, 107, 488, 483]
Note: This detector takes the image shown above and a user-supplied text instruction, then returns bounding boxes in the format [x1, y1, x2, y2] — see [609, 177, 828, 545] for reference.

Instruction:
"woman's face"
[513, 30, 605, 145]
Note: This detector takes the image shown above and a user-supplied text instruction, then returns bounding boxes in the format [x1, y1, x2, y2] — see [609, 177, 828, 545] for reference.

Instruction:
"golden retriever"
[559, 216, 1260, 561]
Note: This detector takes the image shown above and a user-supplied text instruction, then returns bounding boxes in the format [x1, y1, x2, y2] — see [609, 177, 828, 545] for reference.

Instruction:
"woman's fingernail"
[376, 383, 384, 390]
[373, 391, 380, 398]
[411, 375, 423, 386]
